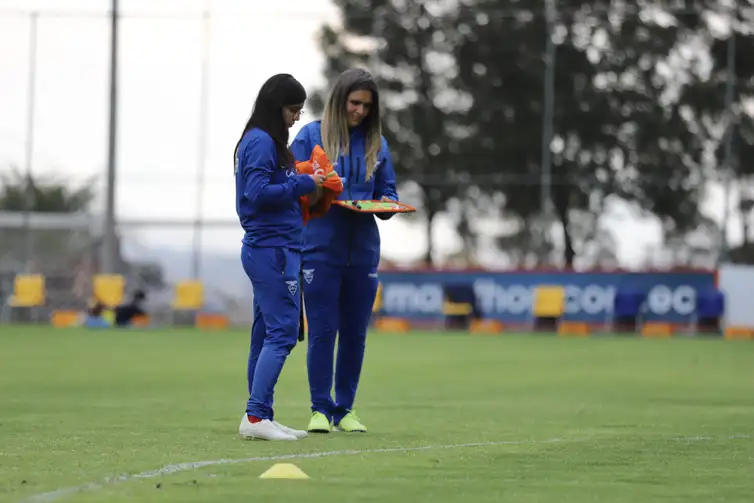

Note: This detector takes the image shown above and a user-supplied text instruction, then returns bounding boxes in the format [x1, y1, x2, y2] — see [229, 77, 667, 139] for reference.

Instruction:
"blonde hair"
[321, 68, 382, 181]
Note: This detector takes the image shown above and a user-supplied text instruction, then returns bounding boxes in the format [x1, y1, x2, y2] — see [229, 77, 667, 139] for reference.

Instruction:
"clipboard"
[333, 200, 417, 213]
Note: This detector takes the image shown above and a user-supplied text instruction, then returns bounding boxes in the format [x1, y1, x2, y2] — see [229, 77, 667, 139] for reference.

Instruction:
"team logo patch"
[286, 280, 298, 295]
[303, 269, 315, 284]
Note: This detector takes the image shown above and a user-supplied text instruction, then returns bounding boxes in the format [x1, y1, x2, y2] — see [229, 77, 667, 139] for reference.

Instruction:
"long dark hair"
[321, 68, 382, 180]
[234, 73, 307, 169]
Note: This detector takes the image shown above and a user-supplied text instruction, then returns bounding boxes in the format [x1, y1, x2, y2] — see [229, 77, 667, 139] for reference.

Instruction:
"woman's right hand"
[309, 174, 326, 187]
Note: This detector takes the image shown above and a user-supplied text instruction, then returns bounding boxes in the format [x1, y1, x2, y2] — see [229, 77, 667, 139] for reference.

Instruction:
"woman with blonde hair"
[290, 67, 399, 433]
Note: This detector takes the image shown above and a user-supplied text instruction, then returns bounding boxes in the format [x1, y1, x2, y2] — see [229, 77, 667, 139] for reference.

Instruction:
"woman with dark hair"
[290, 68, 399, 434]
[235, 73, 326, 441]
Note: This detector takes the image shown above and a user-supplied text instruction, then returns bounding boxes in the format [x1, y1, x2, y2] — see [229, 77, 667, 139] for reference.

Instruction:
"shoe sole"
[307, 428, 331, 433]
[333, 426, 367, 433]
[240, 434, 298, 441]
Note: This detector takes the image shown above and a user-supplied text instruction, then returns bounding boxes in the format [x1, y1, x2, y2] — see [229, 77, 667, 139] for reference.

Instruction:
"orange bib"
[296, 145, 343, 222]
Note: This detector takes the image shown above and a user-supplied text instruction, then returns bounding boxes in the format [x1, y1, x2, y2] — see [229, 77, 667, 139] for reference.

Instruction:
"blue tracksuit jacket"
[289, 121, 399, 267]
[235, 127, 317, 250]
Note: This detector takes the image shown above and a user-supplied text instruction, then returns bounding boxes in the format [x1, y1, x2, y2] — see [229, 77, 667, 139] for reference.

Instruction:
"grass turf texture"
[1, 326, 752, 502]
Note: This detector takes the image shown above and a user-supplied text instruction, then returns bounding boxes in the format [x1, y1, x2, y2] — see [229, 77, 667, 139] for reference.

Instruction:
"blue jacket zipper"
[347, 155, 354, 266]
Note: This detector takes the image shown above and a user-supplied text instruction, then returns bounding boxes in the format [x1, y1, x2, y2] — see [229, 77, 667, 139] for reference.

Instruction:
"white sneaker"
[273, 421, 308, 439]
[239, 415, 297, 441]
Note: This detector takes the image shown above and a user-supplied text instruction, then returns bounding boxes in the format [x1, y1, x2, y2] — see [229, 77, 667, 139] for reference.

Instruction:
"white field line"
[18, 433, 751, 503]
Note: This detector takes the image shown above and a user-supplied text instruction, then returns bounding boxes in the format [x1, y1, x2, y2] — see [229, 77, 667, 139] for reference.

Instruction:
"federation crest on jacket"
[286, 280, 298, 296]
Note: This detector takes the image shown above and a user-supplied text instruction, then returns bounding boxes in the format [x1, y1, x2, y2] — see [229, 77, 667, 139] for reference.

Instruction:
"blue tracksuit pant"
[302, 261, 379, 424]
[241, 245, 301, 420]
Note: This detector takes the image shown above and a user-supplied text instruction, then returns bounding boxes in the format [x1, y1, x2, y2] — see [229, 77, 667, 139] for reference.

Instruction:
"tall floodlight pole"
[540, 0, 556, 217]
[191, 4, 211, 280]
[720, 29, 736, 264]
[102, 0, 119, 273]
[22, 11, 39, 272]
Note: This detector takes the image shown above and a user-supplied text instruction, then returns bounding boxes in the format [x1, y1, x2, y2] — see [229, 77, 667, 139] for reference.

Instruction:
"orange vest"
[296, 145, 344, 223]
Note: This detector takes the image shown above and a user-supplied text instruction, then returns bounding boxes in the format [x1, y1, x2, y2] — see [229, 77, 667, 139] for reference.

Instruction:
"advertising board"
[377, 270, 716, 325]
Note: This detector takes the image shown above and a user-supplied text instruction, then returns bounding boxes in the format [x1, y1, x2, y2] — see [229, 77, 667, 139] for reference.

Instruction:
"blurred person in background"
[290, 68, 399, 434]
[234, 73, 326, 441]
[83, 300, 110, 329]
[114, 290, 147, 327]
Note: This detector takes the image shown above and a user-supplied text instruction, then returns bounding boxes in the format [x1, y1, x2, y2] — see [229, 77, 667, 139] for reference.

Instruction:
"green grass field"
[1, 326, 752, 503]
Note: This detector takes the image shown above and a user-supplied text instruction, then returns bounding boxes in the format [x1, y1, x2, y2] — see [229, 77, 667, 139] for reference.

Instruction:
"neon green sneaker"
[307, 411, 332, 433]
[336, 411, 367, 432]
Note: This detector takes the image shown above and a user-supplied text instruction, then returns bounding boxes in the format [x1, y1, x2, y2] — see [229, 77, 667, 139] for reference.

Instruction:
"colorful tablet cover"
[333, 200, 417, 213]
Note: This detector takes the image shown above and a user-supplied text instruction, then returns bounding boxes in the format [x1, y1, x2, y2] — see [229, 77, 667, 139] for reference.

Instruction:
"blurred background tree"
[0, 167, 95, 213]
[310, 0, 750, 267]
